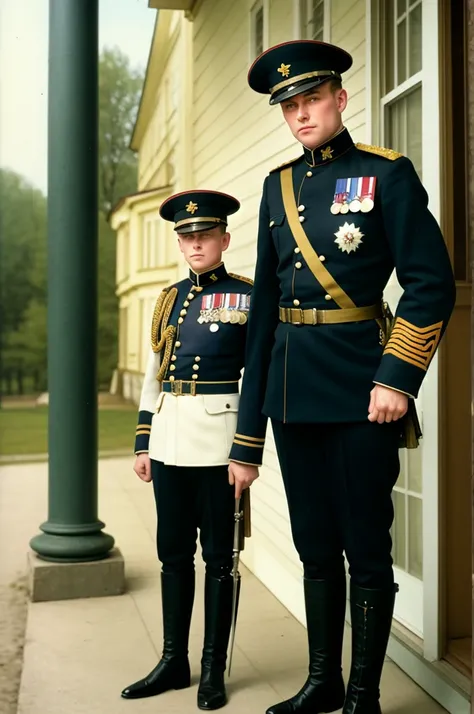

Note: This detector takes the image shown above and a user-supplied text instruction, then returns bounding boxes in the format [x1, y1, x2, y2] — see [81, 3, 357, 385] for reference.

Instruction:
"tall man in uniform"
[228, 41, 456, 714]
[121, 190, 253, 711]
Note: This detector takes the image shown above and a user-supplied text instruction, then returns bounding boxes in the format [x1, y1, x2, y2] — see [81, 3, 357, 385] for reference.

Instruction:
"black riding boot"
[121, 570, 195, 699]
[197, 572, 233, 711]
[266, 577, 347, 714]
[342, 582, 398, 714]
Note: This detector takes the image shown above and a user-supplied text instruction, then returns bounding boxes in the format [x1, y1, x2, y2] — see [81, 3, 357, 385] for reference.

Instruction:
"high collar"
[189, 261, 228, 288]
[302, 126, 354, 168]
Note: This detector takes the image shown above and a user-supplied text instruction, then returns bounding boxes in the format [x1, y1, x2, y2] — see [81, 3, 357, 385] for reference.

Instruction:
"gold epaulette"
[228, 272, 254, 286]
[355, 143, 403, 161]
[269, 155, 301, 173]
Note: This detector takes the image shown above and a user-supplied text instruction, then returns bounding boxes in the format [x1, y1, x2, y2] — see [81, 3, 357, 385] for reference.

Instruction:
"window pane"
[397, 18, 407, 84]
[309, 1, 324, 40]
[397, 0, 406, 18]
[391, 490, 406, 569]
[386, 86, 422, 178]
[406, 86, 422, 176]
[408, 496, 423, 578]
[409, 3, 422, 76]
[407, 443, 422, 494]
[255, 7, 264, 56]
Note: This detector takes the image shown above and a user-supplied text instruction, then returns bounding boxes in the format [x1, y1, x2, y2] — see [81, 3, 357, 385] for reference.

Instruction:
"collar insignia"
[321, 146, 334, 161]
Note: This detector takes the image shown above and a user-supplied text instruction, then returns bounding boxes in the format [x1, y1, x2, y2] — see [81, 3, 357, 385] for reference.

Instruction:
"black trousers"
[151, 459, 235, 577]
[271, 420, 400, 589]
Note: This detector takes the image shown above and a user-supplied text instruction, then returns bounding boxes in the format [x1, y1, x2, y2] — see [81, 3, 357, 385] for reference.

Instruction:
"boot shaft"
[201, 573, 233, 670]
[161, 570, 195, 658]
[343, 582, 398, 714]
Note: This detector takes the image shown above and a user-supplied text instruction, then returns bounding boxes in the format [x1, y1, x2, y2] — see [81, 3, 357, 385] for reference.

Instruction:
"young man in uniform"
[121, 190, 252, 711]
[228, 41, 456, 714]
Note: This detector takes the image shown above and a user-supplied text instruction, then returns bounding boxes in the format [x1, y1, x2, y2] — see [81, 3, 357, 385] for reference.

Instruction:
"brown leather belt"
[279, 303, 381, 325]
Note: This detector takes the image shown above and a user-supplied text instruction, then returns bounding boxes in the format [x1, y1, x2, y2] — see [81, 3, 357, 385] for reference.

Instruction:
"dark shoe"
[342, 582, 398, 714]
[266, 577, 347, 714]
[197, 572, 233, 710]
[121, 570, 195, 699]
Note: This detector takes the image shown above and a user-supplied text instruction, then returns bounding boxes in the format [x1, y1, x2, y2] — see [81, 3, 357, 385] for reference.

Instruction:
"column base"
[30, 522, 115, 562]
[27, 547, 125, 602]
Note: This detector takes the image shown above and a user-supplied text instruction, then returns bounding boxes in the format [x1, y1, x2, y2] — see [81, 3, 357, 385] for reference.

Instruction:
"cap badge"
[277, 63, 291, 78]
[186, 201, 198, 214]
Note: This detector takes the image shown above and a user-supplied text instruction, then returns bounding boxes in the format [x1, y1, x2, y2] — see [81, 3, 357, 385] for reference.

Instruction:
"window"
[250, 0, 267, 58]
[299, 0, 326, 42]
[140, 214, 166, 269]
[381, 0, 422, 177]
[379, 0, 424, 584]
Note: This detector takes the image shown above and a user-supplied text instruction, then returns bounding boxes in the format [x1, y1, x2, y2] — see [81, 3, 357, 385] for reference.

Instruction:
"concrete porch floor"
[0, 458, 446, 714]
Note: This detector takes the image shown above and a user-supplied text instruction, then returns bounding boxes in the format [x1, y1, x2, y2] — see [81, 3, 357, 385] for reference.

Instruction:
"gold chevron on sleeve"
[383, 317, 443, 371]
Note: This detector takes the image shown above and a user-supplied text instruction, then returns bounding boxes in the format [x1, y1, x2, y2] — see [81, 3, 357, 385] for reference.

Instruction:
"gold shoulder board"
[269, 156, 300, 173]
[355, 143, 403, 161]
[228, 272, 254, 286]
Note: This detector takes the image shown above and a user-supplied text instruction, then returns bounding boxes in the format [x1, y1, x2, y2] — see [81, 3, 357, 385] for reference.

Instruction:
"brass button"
[169, 375, 175, 382]
[295, 261, 302, 269]
[298, 205, 305, 212]
[299, 216, 305, 223]
[294, 247, 301, 254]
[293, 299, 300, 306]
[171, 355, 177, 362]
[325, 294, 332, 301]
[175, 341, 181, 348]
[169, 364, 176, 371]
[306, 171, 313, 177]
[187, 293, 194, 300]
[180, 309, 187, 316]
[183, 300, 190, 308]
[195, 356, 201, 362]
[178, 317, 184, 324]
[319, 256, 326, 263]
[193, 364, 199, 371]
[192, 374, 198, 380]
[226, 403, 231, 409]
[269, 220, 275, 227]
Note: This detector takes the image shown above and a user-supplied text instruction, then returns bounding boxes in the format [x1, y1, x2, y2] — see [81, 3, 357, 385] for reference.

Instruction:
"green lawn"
[0, 406, 137, 456]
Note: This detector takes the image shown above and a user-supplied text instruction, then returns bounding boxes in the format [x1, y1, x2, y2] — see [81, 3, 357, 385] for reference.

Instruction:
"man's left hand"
[368, 385, 408, 424]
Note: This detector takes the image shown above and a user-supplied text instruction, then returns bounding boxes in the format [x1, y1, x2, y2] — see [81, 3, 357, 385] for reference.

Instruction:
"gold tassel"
[399, 400, 422, 449]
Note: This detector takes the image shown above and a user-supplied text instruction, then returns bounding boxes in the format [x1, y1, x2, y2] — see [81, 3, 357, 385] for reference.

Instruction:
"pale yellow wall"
[190, 0, 368, 617]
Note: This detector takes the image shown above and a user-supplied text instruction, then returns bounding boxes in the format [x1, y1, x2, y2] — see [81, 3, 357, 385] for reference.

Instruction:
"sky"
[0, 0, 156, 194]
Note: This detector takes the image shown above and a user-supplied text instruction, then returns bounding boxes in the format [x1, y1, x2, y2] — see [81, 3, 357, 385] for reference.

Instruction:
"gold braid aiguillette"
[151, 287, 178, 381]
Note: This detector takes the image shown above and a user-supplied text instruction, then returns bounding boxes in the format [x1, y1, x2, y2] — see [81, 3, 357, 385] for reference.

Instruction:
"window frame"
[249, 0, 269, 61]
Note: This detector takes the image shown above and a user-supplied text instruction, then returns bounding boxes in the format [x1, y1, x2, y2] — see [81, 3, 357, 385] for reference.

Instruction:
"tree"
[98, 47, 144, 215]
[97, 47, 143, 389]
[0, 170, 47, 397]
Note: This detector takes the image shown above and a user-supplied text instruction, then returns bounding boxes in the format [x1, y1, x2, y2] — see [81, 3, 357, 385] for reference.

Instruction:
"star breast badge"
[186, 201, 198, 214]
[277, 63, 291, 77]
[334, 222, 364, 254]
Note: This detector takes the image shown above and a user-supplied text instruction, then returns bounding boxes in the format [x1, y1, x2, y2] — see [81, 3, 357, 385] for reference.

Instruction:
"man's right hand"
[134, 453, 152, 482]
[228, 461, 259, 499]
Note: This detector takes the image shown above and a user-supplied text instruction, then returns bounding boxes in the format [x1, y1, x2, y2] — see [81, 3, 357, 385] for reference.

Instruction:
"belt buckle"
[292, 308, 303, 326]
[170, 380, 183, 396]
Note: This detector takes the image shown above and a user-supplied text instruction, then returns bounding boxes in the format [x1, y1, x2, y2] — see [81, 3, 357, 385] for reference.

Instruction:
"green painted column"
[30, 0, 115, 562]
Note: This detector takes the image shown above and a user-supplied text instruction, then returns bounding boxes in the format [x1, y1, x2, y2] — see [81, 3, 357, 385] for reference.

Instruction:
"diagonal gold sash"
[280, 166, 356, 309]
